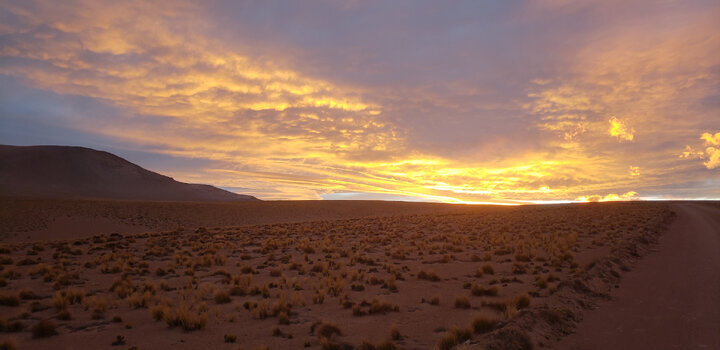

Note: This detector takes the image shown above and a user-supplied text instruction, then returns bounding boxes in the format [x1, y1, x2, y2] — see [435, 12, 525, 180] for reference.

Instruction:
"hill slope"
[0, 145, 258, 201]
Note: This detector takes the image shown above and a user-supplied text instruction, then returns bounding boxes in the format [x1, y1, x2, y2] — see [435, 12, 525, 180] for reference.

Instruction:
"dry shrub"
[417, 270, 441, 281]
[454, 296, 471, 309]
[127, 291, 153, 308]
[369, 299, 399, 314]
[472, 314, 498, 334]
[110, 277, 135, 298]
[514, 293, 531, 310]
[31, 319, 58, 338]
[164, 301, 207, 331]
[438, 326, 472, 350]
[313, 321, 342, 339]
[57, 309, 72, 320]
[471, 284, 498, 297]
[151, 304, 170, 321]
[0, 294, 19, 306]
[213, 290, 231, 304]
[390, 324, 401, 340]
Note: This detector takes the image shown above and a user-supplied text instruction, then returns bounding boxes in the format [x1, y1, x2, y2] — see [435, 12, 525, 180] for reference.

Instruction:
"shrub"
[314, 322, 342, 339]
[454, 296, 471, 309]
[110, 277, 135, 298]
[58, 309, 72, 320]
[0, 294, 20, 306]
[512, 263, 527, 275]
[214, 290, 231, 304]
[514, 293, 531, 310]
[224, 334, 237, 343]
[151, 304, 169, 321]
[536, 276, 548, 289]
[481, 264, 494, 275]
[471, 284, 498, 297]
[390, 324, 401, 340]
[31, 319, 58, 338]
[471, 315, 498, 334]
[369, 299, 399, 314]
[352, 304, 365, 316]
[164, 302, 207, 331]
[127, 291, 152, 309]
[19, 290, 40, 300]
[417, 270, 441, 281]
[278, 311, 290, 325]
[438, 327, 472, 350]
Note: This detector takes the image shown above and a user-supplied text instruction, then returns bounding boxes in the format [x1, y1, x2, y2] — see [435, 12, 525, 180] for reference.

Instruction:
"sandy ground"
[9, 200, 720, 349]
[0, 198, 470, 243]
[556, 202, 720, 349]
[0, 200, 680, 350]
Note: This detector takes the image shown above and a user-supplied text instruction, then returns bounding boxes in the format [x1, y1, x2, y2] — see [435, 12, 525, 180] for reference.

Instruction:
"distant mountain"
[0, 145, 259, 202]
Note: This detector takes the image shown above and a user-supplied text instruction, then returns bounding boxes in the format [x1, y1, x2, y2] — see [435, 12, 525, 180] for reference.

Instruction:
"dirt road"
[557, 202, 720, 349]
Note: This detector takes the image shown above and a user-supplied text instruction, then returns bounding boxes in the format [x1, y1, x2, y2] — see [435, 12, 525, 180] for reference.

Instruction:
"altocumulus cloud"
[1, 0, 719, 202]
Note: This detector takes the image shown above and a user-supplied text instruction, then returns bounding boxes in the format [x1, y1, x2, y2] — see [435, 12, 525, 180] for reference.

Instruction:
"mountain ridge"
[0, 145, 258, 202]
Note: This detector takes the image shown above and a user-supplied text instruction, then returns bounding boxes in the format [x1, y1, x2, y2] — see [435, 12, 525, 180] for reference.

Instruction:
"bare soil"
[556, 202, 720, 350]
[0, 199, 687, 349]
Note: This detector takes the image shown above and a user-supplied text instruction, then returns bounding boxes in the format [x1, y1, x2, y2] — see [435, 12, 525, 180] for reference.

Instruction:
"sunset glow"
[1, 0, 718, 203]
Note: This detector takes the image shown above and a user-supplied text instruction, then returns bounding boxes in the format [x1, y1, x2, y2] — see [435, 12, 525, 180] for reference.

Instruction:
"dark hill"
[0, 145, 258, 201]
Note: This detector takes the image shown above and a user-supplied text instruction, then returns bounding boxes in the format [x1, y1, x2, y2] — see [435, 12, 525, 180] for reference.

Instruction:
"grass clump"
[471, 314, 498, 334]
[164, 302, 207, 331]
[417, 270, 441, 282]
[369, 299, 400, 314]
[514, 293, 532, 310]
[213, 290, 231, 304]
[454, 296, 471, 309]
[313, 321, 342, 339]
[0, 294, 20, 306]
[471, 284, 498, 297]
[31, 319, 58, 338]
[438, 326, 472, 350]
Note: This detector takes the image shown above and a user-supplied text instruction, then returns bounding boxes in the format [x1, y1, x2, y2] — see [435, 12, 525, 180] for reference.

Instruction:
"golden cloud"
[576, 191, 638, 202]
[2, 1, 718, 202]
[608, 117, 635, 142]
[681, 132, 720, 170]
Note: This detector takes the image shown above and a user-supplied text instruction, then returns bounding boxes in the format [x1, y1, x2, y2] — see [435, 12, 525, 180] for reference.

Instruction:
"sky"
[0, 0, 719, 203]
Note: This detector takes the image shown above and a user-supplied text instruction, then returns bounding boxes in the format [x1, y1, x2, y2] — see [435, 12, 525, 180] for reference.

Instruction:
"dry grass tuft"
[31, 319, 58, 338]
[454, 296, 471, 309]
[438, 326, 472, 350]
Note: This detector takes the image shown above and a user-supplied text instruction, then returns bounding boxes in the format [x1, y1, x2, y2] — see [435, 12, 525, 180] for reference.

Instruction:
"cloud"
[608, 117, 635, 142]
[629, 166, 640, 176]
[1, 0, 719, 202]
[701, 132, 720, 146]
[681, 132, 720, 170]
[576, 191, 638, 202]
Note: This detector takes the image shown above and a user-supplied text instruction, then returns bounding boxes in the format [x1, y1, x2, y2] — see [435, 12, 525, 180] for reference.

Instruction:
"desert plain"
[2, 198, 718, 350]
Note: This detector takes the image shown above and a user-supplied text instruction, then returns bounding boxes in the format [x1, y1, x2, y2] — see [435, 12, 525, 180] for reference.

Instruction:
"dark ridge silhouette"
[0, 145, 259, 201]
